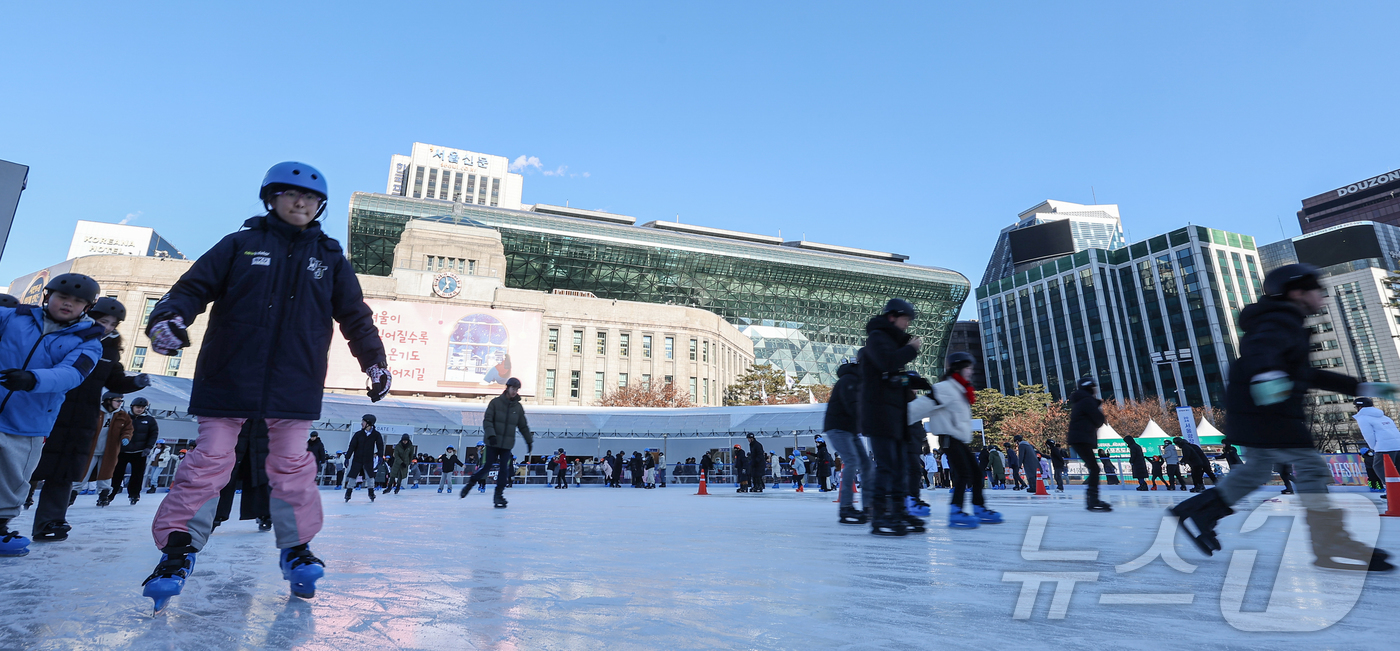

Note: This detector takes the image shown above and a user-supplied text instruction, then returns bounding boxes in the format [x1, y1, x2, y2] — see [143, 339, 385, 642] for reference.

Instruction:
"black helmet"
[89, 296, 127, 322]
[882, 298, 917, 319]
[1077, 375, 1097, 389]
[44, 273, 100, 304]
[0, 294, 19, 308]
[131, 397, 149, 407]
[505, 377, 522, 388]
[1263, 263, 1322, 298]
[1355, 397, 1374, 409]
[946, 351, 976, 372]
[102, 391, 123, 403]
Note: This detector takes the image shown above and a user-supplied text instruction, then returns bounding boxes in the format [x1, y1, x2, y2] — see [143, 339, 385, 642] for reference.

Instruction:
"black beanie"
[363, 414, 377, 426]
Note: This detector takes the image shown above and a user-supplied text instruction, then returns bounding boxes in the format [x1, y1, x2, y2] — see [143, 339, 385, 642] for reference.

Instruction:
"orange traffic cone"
[1033, 466, 1049, 496]
[1383, 455, 1400, 517]
[696, 470, 710, 496]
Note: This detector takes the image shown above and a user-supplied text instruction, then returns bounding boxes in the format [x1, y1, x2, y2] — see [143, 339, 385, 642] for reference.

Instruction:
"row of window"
[546, 328, 719, 363]
[541, 370, 713, 402]
[411, 165, 500, 207]
[426, 256, 476, 274]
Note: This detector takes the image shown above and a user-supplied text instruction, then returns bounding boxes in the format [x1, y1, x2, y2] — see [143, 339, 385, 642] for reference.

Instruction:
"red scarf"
[952, 373, 977, 405]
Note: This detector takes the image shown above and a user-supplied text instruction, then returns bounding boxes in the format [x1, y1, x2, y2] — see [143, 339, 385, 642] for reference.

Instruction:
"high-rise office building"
[980, 200, 1125, 286]
[975, 225, 1261, 407]
[1296, 168, 1400, 234]
[386, 143, 525, 210]
[944, 320, 987, 389]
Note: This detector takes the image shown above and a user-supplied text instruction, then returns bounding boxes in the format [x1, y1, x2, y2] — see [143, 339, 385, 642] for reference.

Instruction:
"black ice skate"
[257, 516, 272, 532]
[33, 521, 71, 543]
[1307, 509, 1394, 572]
[838, 506, 867, 525]
[1169, 489, 1233, 556]
[493, 493, 508, 508]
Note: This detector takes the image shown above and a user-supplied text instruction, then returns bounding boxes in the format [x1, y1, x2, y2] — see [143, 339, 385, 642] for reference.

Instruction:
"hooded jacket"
[857, 316, 919, 439]
[1224, 297, 1358, 448]
[147, 214, 386, 420]
[924, 377, 973, 443]
[1123, 437, 1149, 479]
[1161, 442, 1180, 465]
[483, 392, 532, 451]
[1354, 407, 1400, 453]
[1017, 440, 1038, 474]
[1066, 388, 1105, 446]
[0, 305, 105, 436]
[823, 362, 861, 433]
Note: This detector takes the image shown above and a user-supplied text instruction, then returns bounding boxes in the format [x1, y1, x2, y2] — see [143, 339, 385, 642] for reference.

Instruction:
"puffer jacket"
[483, 392, 532, 451]
[0, 305, 105, 436]
[822, 362, 860, 433]
[857, 316, 920, 439]
[924, 378, 973, 443]
[1224, 297, 1357, 448]
[1354, 407, 1400, 452]
[1066, 388, 1105, 446]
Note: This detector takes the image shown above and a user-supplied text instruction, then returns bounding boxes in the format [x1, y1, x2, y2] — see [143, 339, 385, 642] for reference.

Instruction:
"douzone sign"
[1336, 170, 1400, 197]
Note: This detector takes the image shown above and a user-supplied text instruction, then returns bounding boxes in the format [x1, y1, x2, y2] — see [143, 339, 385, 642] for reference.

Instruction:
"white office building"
[981, 200, 1126, 286]
[385, 142, 524, 210]
[67, 220, 185, 261]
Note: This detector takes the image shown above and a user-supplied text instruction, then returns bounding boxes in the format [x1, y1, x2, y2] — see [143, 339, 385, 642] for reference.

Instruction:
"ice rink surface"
[2, 482, 1398, 651]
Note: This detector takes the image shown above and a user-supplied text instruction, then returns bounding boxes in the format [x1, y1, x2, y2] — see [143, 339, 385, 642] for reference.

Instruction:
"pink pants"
[152, 417, 320, 551]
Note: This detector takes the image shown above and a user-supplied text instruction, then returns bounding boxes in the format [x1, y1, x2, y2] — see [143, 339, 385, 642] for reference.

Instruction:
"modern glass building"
[975, 225, 1262, 408]
[348, 193, 970, 383]
[980, 200, 1126, 286]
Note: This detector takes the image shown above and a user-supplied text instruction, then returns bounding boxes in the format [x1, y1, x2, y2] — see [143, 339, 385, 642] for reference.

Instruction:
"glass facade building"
[348, 193, 970, 383]
[975, 225, 1261, 408]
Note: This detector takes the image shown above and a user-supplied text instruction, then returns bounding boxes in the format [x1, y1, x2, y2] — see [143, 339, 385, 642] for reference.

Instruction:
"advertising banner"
[326, 299, 542, 396]
[8, 259, 76, 306]
[1177, 407, 1199, 446]
[1323, 454, 1369, 486]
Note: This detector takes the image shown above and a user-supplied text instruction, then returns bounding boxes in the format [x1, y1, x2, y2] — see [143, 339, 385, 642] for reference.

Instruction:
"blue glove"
[1250, 372, 1293, 406]
[1358, 382, 1399, 400]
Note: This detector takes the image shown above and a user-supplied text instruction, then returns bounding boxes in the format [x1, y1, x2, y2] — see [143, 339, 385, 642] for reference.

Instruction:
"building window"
[702, 341, 709, 363]
[466, 174, 477, 203]
[642, 373, 651, 387]
[412, 166, 424, 198]
[619, 373, 628, 387]
[548, 328, 559, 353]
[131, 346, 147, 371]
[643, 335, 653, 358]
[545, 369, 556, 398]
[426, 169, 438, 198]
[620, 333, 630, 357]
[141, 297, 159, 327]
[689, 339, 698, 361]
[452, 173, 463, 202]
[595, 372, 605, 397]
[490, 178, 501, 207]
[439, 171, 453, 199]
[689, 377, 698, 400]
[596, 332, 607, 355]
[664, 375, 673, 386]
[665, 337, 674, 359]
[570, 371, 580, 398]
[572, 330, 583, 354]
[165, 350, 182, 376]
[468, 259, 476, 274]
[703, 378, 709, 403]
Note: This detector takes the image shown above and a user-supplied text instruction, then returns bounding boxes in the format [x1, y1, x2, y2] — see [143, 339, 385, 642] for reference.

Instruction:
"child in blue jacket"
[141, 162, 388, 611]
[0, 278, 106, 557]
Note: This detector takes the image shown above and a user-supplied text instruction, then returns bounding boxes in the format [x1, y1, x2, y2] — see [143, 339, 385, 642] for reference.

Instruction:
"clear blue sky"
[3, 2, 1398, 319]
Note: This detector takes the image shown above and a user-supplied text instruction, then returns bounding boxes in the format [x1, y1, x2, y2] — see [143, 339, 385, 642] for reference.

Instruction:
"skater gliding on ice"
[462, 377, 532, 507]
[1067, 376, 1112, 512]
[859, 298, 924, 536]
[140, 162, 390, 612]
[1170, 263, 1396, 571]
[0, 275, 107, 557]
[344, 415, 385, 501]
[926, 352, 1001, 529]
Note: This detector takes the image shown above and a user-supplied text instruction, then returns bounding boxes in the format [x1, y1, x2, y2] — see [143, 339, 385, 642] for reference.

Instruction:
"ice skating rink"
[2, 483, 1397, 650]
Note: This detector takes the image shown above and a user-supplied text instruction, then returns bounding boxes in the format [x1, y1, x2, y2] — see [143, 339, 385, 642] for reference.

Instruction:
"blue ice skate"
[973, 505, 1004, 524]
[142, 552, 196, 613]
[280, 545, 325, 599]
[0, 525, 29, 557]
[905, 496, 931, 517]
[948, 505, 980, 529]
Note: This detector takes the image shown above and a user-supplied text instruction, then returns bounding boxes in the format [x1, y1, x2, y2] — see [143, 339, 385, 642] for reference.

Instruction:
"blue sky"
[3, 1, 1398, 319]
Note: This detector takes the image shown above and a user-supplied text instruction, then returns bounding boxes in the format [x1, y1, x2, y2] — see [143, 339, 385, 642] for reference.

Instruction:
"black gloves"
[0, 369, 38, 392]
[133, 373, 151, 388]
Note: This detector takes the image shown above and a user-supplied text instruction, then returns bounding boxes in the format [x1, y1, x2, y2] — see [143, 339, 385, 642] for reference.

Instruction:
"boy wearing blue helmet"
[140, 162, 388, 612]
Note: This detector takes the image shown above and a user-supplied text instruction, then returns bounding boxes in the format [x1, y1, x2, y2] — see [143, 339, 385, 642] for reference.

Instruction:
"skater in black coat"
[343, 415, 384, 501]
[306, 432, 327, 467]
[1173, 436, 1210, 491]
[29, 300, 149, 541]
[213, 418, 271, 531]
[1066, 376, 1110, 511]
[699, 453, 714, 485]
[1214, 443, 1243, 469]
[630, 452, 645, 488]
[814, 438, 833, 492]
[1149, 455, 1166, 489]
[746, 435, 766, 493]
[612, 451, 625, 487]
[857, 300, 923, 535]
[1122, 435, 1150, 491]
[732, 445, 747, 491]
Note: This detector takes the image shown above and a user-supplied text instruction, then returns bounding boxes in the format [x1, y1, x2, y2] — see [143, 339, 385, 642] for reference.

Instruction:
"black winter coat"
[439, 454, 464, 473]
[483, 392, 532, 451]
[823, 362, 860, 433]
[858, 317, 920, 439]
[748, 439, 765, 467]
[31, 336, 144, 483]
[1174, 437, 1209, 468]
[126, 413, 160, 453]
[1066, 389, 1105, 446]
[345, 427, 384, 469]
[1124, 437, 1149, 479]
[1216, 445, 1242, 467]
[1048, 442, 1066, 467]
[1224, 297, 1357, 448]
[815, 441, 832, 478]
[149, 214, 386, 420]
[307, 437, 327, 465]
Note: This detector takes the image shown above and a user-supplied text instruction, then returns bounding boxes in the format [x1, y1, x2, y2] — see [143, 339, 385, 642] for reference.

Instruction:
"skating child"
[438, 447, 463, 494]
[0, 275, 106, 557]
[140, 162, 388, 611]
[924, 352, 1002, 529]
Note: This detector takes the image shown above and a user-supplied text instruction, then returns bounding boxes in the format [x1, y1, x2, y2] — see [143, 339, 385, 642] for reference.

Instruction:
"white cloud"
[543, 165, 568, 177]
[509, 155, 542, 173]
[582, 172, 591, 178]
[119, 211, 142, 225]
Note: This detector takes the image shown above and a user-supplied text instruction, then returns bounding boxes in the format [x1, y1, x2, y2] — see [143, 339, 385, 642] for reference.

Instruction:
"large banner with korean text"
[326, 299, 542, 396]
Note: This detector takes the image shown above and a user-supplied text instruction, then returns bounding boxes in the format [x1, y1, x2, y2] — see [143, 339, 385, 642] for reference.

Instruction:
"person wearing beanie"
[343, 415, 384, 502]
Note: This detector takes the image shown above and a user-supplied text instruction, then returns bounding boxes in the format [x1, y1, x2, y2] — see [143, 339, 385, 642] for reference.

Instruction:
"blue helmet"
[260, 162, 328, 217]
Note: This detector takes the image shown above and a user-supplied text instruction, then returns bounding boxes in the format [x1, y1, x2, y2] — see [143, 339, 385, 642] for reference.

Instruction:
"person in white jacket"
[1353, 397, 1400, 496]
[920, 352, 1003, 528]
[144, 441, 169, 493]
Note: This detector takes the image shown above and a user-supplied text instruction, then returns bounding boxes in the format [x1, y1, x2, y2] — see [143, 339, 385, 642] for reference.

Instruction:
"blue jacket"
[0, 305, 105, 436]
[149, 214, 386, 420]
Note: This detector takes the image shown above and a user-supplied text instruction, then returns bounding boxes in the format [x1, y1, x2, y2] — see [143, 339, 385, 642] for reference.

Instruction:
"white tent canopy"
[1138, 419, 1170, 440]
[1096, 423, 1120, 440]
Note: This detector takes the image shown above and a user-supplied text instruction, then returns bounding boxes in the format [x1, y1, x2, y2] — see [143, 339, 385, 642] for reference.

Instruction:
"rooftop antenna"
[1277, 215, 1287, 238]
[1091, 186, 1097, 204]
